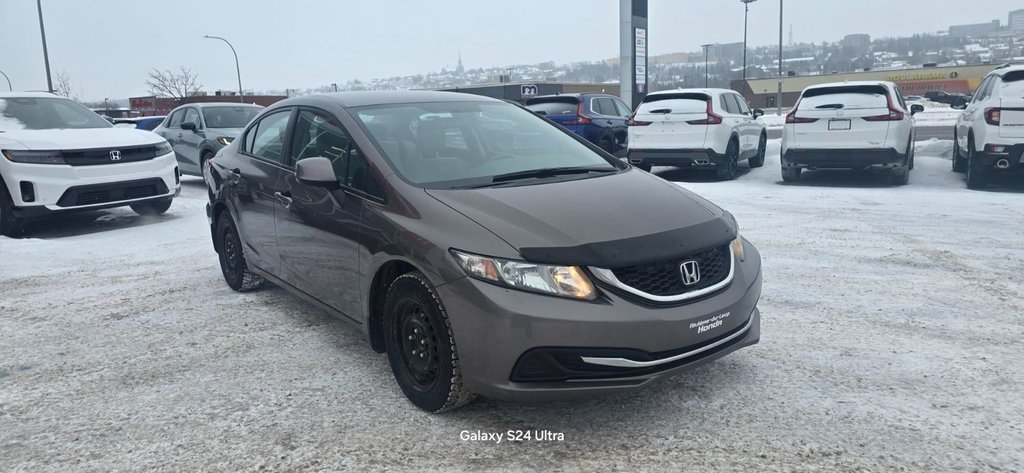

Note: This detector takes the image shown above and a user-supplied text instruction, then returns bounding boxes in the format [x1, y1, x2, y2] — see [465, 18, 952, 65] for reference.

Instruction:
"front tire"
[130, 197, 173, 215]
[748, 134, 767, 168]
[216, 212, 265, 292]
[717, 139, 739, 180]
[384, 272, 475, 413]
[0, 179, 23, 237]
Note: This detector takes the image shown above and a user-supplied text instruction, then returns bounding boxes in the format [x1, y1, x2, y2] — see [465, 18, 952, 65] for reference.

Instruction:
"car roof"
[645, 88, 736, 97]
[172, 102, 263, 110]
[804, 80, 895, 91]
[992, 63, 1024, 76]
[0, 91, 64, 99]
[272, 90, 503, 110]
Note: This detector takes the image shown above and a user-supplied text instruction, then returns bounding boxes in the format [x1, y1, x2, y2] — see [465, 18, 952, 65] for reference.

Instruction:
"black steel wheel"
[384, 272, 475, 412]
[717, 139, 739, 180]
[216, 212, 264, 291]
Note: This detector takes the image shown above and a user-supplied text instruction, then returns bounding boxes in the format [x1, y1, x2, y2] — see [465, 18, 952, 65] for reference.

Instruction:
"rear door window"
[798, 86, 889, 110]
[730, 94, 750, 115]
[612, 99, 632, 117]
[246, 109, 293, 165]
[594, 97, 617, 116]
[525, 99, 580, 116]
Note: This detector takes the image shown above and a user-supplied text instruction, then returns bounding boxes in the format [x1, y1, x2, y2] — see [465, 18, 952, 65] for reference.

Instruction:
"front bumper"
[438, 242, 762, 401]
[782, 148, 907, 170]
[2, 152, 180, 215]
[975, 143, 1024, 174]
[626, 148, 727, 169]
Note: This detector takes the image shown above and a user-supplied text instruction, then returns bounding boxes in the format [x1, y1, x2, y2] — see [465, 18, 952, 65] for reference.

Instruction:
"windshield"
[353, 101, 619, 189]
[202, 106, 262, 128]
[0, 97, 112, 130]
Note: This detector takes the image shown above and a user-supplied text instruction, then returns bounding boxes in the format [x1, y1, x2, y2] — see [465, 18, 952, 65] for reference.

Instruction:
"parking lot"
[2, 139, 1022, 471]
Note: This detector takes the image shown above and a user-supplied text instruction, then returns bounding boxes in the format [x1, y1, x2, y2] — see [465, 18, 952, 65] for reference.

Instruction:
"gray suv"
[153, 103, 262, 176]
[204, 91, 762, 412]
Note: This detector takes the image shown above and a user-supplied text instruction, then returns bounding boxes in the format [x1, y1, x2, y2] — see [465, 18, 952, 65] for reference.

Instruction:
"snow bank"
[915, 139, 953, 160]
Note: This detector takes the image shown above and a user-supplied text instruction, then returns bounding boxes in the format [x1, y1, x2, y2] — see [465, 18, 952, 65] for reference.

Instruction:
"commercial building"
[733, 64, 998, 109]
[128, 94, 287, 116]
[430, 82, 620, 102]
[948, 20, 1001, 38]
[1010, 9, 1024, 35]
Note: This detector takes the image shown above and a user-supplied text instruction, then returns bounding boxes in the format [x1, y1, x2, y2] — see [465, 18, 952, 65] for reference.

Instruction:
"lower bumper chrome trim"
[580, 315, 754, 368]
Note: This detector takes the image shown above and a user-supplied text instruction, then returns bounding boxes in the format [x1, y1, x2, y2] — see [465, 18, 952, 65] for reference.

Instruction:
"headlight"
[731, 233, 746, 262]
[450, 249, 596, 300]
[154, 141, 173, 156]
[217, 137, 234, 146]
[1, 149, 66, 165]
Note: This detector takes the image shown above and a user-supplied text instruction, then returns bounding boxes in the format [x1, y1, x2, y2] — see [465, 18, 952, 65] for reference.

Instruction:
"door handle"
[274, 191, 293, 209]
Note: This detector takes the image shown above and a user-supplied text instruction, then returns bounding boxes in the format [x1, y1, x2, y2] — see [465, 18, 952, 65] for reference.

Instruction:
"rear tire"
[889, 164, 910, 186]
[748, 134, 767, 168]
[781, 166, 801, 182]
[716, 139, 739, 180]
[0, 179, 23, 237]
[951, 131, 967, 173]
[216, 212, 265, 292]
[130, 197, 173, 215]
[384, 272, 476, 413]
[599, 137, 614, 154]
[965, 138, 988, 190]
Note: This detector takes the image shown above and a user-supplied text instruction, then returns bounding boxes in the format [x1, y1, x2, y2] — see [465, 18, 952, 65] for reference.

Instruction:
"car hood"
[0, 128, 164, 150]
[426, 170, 736, 268]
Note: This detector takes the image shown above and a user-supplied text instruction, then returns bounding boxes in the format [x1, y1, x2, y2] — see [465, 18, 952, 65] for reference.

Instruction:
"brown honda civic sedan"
[204, 91, 762, 412]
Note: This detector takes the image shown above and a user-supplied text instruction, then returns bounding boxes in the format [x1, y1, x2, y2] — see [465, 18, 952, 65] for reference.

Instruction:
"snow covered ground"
[1, 142, 1023, 471]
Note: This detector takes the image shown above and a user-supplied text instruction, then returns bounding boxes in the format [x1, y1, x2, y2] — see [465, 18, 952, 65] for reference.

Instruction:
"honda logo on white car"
[680, 260, 700, 286]
[109, 150, 122, 161]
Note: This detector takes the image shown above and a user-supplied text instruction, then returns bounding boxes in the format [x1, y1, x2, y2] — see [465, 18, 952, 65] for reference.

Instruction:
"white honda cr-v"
[626, 88, 767, 180]
[781, 81, 923, 185]
[0, 92, 179, 235]
[952, 64, 1024, 190]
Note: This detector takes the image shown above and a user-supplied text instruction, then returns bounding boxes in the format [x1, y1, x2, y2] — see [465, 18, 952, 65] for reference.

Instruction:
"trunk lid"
[629, 94, 709, 150]
[789, 86, 893, 149]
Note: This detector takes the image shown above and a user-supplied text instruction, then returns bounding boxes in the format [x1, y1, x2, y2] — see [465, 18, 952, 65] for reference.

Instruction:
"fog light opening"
[19, 181, 35, 203]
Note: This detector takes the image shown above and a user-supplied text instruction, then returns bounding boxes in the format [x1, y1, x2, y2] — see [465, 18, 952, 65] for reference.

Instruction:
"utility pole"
[0, 70, 11, 91]
[37, 0, 53, 93]
[777, 0, 784, 115]
[203, 35, 244, 103]
[741, 0, 757, 84]
[701, 44, 713, 88]
[104, 98, 109, 117]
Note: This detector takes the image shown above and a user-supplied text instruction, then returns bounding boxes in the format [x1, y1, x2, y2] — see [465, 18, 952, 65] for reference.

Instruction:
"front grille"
[56, 178, 168, 207]
[62, 145, 160, 166]
[610, 244, 731, 297]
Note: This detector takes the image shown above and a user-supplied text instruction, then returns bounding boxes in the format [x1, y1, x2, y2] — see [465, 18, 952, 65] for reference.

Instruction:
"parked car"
[781, 81, 923, 184]
[153, 103, 262, 176]
[524, 93, 630, 155]
[626, 88, 767, 180]
[0, 93, 178, 235]
[205, 91, 762, 412]
[924, 91, 970, 105]
[113, 116, 166, 131]
[951, 64, 1024, 189]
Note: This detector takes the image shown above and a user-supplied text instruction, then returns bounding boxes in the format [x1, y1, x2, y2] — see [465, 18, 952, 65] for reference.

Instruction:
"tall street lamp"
[203, 35, 244, 103]
[104, 98, 109, 116]
[777, 0, 784, 115]
[741, 0, 757, 84]
[0, 70, 11, 91]
[701, 44, 713, 88]
[37, 0, 53, 93]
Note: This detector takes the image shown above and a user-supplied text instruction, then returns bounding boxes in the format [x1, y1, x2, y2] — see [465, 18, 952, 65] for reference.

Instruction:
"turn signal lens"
[451, 250, 596, 300]
[731, 234, 746, 262]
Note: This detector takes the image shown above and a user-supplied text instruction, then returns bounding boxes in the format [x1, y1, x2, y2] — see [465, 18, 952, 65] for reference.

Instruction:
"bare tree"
[145, 66, 203, 98]
[54, 70, 74, 98]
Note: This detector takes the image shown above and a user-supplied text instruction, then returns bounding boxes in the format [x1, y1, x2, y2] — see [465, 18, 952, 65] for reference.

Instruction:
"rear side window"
[612, 99, 632, 117]
[636, 94, 708, 114]
[525, 99, 579, 116]
[592, 97, 617, 116]
[799, 86, 889, 110]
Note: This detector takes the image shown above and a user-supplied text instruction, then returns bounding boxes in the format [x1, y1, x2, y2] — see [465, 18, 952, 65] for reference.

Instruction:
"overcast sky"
[1, 0, 1020, 101]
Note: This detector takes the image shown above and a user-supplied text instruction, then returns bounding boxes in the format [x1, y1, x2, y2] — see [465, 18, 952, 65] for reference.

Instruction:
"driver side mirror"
[181, 121, 198, 131]
[950, 97, 968, 110]
[910, 104, 925, 115]
[752, 108, 765, 118]
[296, 157, 341, 190]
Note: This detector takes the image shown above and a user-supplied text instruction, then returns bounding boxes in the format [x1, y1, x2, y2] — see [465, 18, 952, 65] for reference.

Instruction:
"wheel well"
[367, 260, 418, 353]
[211, 202, 228, 253]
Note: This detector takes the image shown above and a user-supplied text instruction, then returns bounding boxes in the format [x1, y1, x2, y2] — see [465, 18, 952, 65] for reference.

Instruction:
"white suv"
[952, 64, 1024, 189]
[626, 88, 767, 180]
[781, 81, 922, 185]
[0, 93, 179, 235]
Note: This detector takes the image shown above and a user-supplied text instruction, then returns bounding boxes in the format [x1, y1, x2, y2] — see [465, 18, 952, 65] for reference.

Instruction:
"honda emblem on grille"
[680, 260, 701, 286]
[109, 150, 122, 161]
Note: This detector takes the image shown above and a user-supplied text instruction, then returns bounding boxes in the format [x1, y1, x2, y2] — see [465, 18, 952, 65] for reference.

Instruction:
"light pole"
[0, 70, 11, 91]
[203, 35, 244, 103]
[777, 0, 784, 115]
[701, 44, 713, 88]
[36, 0, 53, 93]
[104, 98, 109, 116]
[741, 0, 757, 84]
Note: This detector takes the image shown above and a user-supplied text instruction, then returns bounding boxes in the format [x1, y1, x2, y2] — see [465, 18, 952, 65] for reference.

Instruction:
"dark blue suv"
[525, 93, 631, 155]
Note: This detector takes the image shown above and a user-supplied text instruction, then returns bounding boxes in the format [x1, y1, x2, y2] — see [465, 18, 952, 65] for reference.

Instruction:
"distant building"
[948, 20, 1001, 38]
[841, 33, 872, 52]
[709, 42, 745, 62]
[1010, 9, 1024, 35]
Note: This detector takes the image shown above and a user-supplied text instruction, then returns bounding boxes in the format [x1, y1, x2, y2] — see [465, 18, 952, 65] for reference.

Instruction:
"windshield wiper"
[815, 103, 845, 109]
[490, 166, 616, 184]
[648, 108, 672, 114]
